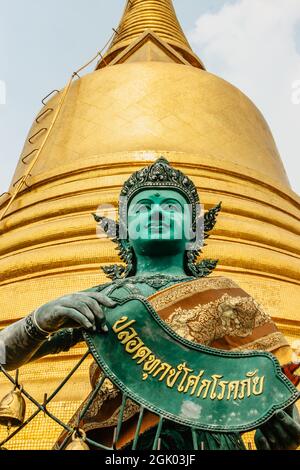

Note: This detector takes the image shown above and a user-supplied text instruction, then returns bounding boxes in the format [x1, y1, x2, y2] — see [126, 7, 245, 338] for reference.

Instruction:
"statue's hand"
[255, 404, 300, 450]
[34, 292, 117, 334]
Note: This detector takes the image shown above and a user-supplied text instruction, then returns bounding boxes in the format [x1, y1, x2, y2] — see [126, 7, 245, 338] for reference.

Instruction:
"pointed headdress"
[93, 157, 221, 280]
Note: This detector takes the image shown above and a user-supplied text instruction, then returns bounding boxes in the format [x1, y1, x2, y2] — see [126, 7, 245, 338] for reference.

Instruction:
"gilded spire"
[99, 0, 204, 69]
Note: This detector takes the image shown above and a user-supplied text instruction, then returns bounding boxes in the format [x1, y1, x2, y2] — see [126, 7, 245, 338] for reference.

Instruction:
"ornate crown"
[93, 157, 221, 280]
[119, 157, 200, 227]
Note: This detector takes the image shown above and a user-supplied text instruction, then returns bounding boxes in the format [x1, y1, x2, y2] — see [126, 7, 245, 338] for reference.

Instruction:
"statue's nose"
[149, 205, 165, 224]
[151, 205, 163, 216]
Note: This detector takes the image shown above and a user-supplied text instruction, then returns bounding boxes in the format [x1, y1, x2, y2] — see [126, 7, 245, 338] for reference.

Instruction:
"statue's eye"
[136, 204, 150, 214]
[162, 203, 181, 212]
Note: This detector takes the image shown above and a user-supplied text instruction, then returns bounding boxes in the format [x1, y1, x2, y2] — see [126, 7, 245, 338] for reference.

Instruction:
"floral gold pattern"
[232, 332, 288, 353]
[165, 294, 273, 345]
[150, 276, 239, 311]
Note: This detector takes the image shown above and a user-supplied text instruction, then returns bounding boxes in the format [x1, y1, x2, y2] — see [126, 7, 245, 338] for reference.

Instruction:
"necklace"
[113, 273, 195, 289]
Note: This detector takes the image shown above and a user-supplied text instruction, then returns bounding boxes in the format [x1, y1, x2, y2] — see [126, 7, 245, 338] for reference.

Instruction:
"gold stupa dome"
[8, 62, 290, 188]
[5, 0, 290, 191]
[0, 0, 299, 449]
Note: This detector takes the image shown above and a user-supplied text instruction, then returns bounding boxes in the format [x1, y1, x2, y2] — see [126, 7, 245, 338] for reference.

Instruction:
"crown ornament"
[119, 157, 200, 225]
[93, 158, 221, 280]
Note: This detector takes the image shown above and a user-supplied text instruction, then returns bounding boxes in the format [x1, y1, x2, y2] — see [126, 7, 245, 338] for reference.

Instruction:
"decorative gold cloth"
[54, 277, 291, 449]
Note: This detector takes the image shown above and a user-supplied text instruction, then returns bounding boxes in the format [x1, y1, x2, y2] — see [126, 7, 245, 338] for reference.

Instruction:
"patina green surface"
[94, 157, 220, 280]
[84, 296, 300, 433]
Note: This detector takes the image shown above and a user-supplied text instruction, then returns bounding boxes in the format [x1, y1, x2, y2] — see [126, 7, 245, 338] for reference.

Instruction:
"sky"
[0, 0, 299, 195]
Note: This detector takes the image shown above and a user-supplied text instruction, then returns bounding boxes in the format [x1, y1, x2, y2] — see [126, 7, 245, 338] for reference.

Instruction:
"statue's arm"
[0, 317, 49, 371]
[29, 328, 84, 362]
[0, 321, 85, 370]
[0, 288, 116, 371]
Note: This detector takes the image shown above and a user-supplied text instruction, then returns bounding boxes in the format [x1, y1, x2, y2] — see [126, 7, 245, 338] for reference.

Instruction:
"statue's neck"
[135, 253, 186, 277]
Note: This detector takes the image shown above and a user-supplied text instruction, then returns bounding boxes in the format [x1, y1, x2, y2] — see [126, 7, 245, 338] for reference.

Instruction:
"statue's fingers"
[259, 422, 279, 450]
[79, 297, 108, 332]
[275, 410, 300, 442]
[84, 299, 108, 332]
[76, 296, 104, 318]
[73, 302, 97, 331]
[285, 404, 293, 416]
[269, 415, 294, 450]
[285, 404, 297, 418]
[92, 305, 108, 333]
[63, 295, 108, 332]
[58, 307, 94, 331]
[81, 292, 117, 307]
[254, 429, 271, 450]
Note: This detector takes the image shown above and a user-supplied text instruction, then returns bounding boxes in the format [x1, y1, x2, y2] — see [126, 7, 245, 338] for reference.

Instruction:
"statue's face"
[127, 189, 192, 256]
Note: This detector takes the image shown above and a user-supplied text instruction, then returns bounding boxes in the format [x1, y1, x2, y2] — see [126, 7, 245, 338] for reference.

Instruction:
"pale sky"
[0, 0, 299, 195]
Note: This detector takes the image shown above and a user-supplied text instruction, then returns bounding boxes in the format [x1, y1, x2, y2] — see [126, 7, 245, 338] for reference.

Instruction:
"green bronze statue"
[0, 158, 299, 450]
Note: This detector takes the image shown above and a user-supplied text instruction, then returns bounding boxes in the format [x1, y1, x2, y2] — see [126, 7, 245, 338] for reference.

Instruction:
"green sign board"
[84, 296, 300, 433]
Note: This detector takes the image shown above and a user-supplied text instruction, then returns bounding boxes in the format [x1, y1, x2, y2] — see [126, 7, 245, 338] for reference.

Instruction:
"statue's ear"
[101, 264, 125, 280]
[186, 203, 221, 278]
[92, 214, 135, 279]
[193, 259, 219, 277]
[204, 202, 222, 240]
[92, 213, 119, 239]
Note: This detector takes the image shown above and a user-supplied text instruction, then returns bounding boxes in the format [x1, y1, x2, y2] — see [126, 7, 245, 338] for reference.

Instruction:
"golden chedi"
[0, 0, 299, 449]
